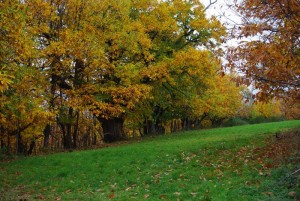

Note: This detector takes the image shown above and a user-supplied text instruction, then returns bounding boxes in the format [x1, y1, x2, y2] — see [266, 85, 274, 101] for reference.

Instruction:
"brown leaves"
[108, 193, 115, 199]
[229, 0, 300, 100]
[159, 194, 167, 199]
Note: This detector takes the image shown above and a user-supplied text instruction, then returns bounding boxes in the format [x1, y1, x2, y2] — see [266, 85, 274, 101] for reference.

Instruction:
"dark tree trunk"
[59, 122, 70, 149]
[7, 134, 10, 154]
[0, 129, 4, 150]
[65, 123, 72, 149]
[182, 118, 193, 130]
[73, 111, 79, 148]
[92, 130, 97, 145]
[143, 119, 156, 135]
[99, 117, 124, 143]
[0, 138, 4, 150]
[154, 121, 165, 134]
[43, 124, 51, 148]
[27, 140, 35, 155]
[16, 132, 25, 154]
[182, 118, 188, 130]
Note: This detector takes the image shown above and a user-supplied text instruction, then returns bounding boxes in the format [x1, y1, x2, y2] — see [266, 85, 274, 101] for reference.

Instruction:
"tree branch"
[254, 75, 300, 88]
[204, 0, 218, 11]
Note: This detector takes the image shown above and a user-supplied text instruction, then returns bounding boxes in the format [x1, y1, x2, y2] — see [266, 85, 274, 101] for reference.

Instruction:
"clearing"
[1, 120, 300, 200]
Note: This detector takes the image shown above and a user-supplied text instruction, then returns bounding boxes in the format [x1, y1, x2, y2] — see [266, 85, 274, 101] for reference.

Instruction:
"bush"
[249, 116, 285, 124]
[222, 116, 286, 127]
[222, 118, 249, 127]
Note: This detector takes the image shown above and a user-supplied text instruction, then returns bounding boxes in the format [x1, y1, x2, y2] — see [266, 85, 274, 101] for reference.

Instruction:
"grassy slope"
[1, 120, 300, 201]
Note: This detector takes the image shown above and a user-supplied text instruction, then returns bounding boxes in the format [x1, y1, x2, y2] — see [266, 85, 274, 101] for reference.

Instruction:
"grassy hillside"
[1, 120, 300, 200]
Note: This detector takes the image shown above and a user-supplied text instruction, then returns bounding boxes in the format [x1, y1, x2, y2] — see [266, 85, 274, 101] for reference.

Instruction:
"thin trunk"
[93, 130, 97, 145]
[27, 140, 35, 155]
[66, 124, 72, 149]
[43, 124, 51, 148]
[0, 129, 4, 150]
[7, 134, 10, 154]
[73, 111, 79, 148]
[0, 139, 3, 150]
[59, 122, 67, 148]
[16, 132, 24, 154]
[63, 107, 73, 149]
[43, 73, 56, 148]
[155, 120, 164, 134]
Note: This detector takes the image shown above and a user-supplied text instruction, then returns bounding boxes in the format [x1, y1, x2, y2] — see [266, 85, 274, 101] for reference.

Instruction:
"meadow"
[1, 120, 300, 201]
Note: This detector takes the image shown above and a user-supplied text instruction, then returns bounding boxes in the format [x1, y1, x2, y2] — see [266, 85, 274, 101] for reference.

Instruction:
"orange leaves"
[80, 84, 152, 119]
[141, 62, 170, 83]
[107, 85, 152, 109]
[229, 0, 300, 100]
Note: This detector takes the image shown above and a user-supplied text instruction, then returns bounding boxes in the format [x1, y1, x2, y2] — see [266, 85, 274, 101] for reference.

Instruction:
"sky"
[201, 0, 259, 92]
[201, 0, 243, 48]
[201, 0, 243, 20]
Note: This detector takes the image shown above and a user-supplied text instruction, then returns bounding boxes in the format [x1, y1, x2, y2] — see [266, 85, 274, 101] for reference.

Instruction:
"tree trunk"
[73, 111, 79, 148]
[143, 119, 156, 135]
[43, 124, 51, 148]
[182, 118, 187, 130]
[59, 122, 72, 149]
[92, 130, 97, 145]
[7, 134, 10, 154]
[65, 123, 72, 149]
[64, 107, 73, 149]
[27, 140, 35, 155]
[16, 132, 25, 154]
[99, 117, 124, 143]
[155, 120, 164, 134]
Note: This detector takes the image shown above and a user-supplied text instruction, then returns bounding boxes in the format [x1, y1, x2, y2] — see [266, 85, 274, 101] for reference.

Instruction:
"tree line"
[0, 0, 298, 155]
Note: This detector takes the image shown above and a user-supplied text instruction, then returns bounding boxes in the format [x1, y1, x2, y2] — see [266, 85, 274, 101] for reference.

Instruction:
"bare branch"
[204, 0, 218, 11]
[291, 168, 300, 176]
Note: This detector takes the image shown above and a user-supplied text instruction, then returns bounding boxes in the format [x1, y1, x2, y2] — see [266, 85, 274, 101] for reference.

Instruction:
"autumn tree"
[21, 0, 153, 143]
[132, 0, 234, 133]
[0, 1, 51, 154]
[228, 0, 300, 101]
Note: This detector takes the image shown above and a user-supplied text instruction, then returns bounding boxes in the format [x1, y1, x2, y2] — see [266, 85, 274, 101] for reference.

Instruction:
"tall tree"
[27, 0, 153, 142]
[0, 0, 51, 154]
[134, 0, 228, 133]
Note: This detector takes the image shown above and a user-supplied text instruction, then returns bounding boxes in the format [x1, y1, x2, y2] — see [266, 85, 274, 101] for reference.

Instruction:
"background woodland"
[0, 0, 299, 155]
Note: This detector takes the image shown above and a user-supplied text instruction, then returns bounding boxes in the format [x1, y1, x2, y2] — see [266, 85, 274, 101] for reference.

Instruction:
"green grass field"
[1, 120, 300, 201]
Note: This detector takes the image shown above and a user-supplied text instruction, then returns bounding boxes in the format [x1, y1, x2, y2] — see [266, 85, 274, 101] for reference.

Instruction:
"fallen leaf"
[159, 194, 167, 199]
[288, 191, 296, 197]
[109, 193, 115, 199]
[263, 192, 273, 196]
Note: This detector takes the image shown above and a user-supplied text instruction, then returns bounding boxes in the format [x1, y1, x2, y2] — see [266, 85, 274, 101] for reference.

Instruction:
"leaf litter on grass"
[1, 123, 300, 200]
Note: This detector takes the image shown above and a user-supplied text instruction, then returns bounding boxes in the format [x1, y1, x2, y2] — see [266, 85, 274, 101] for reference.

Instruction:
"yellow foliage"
[252, 100, 283, 118]
[201, 119, 212, 128]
